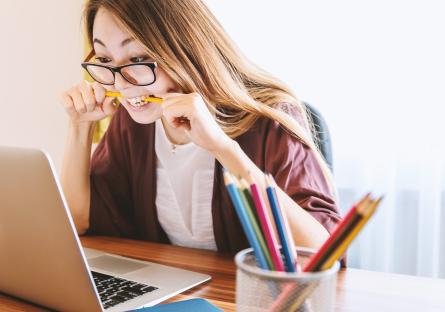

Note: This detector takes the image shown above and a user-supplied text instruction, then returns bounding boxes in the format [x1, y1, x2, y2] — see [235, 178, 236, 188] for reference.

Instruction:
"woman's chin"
[122, 102, 161, 124]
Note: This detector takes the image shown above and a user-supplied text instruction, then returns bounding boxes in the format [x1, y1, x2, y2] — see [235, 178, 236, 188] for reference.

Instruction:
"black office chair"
[303, 102, 333, 171]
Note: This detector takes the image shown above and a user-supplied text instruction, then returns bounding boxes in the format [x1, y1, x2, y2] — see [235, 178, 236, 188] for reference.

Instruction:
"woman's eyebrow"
[93, 37, 134, 47]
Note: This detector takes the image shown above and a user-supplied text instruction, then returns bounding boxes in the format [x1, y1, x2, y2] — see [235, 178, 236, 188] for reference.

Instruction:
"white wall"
[205, 0, 445, 161]
[0, 0, 83, 170]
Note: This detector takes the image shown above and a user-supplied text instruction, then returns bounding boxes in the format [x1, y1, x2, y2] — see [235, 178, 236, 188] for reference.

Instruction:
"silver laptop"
[0, 146, 210, 311]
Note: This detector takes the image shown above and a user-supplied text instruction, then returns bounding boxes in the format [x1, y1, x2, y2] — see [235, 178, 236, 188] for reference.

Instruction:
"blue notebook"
[129, 298, 223, 312]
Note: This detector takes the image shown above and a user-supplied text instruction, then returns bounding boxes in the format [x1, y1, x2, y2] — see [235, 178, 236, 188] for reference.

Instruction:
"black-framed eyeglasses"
[81, 49, 158, 86]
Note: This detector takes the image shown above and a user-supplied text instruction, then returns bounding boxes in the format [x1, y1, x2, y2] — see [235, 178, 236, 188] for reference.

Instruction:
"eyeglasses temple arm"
[84, 49, 95, 62]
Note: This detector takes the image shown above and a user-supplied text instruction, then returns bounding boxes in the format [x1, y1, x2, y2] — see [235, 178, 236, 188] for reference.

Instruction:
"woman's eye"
[95, 57, 111, 63]
[130, 56, 149, 63]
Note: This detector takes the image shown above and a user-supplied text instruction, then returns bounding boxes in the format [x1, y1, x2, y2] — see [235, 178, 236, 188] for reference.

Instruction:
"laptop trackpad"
[88, 255, 148, 275]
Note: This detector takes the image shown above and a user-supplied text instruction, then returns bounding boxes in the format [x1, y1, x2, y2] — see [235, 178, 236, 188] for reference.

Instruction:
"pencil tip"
[244, 171, 254, 185]
[375, 195, 384, 206]
[222, 169, 232, 185]
[239, 178, 250, 189]
[264, 173, 271, 186]
[268, 173, 278, 187]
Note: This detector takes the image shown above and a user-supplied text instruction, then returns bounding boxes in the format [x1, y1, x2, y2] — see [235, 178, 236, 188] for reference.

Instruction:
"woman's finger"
[162, 102, 193, 129]
[80, 81, 97, 112]
[91, 81, 106, 104]
[69, 89, 87, 114]
[162, 101, 193, 116]
[61, 92, 78, 118]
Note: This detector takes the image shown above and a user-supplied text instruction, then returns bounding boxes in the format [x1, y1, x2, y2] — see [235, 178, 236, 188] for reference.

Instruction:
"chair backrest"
[303, 102, 333, 171]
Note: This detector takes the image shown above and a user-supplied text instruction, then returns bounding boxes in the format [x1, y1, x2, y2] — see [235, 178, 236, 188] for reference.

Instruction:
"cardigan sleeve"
[263, 105, 342, 234]
[86, 107, 136, 237]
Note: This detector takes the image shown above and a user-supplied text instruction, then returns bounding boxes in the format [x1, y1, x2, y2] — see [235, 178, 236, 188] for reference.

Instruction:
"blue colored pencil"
[237, 178, 274, 270]
[223, 170, 269, 269]
[265, 174, 297, 272]
[268, 174, 299, 271]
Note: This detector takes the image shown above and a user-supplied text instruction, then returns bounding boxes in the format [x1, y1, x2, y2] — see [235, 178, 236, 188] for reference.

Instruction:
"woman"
[61, 0, 341, 253]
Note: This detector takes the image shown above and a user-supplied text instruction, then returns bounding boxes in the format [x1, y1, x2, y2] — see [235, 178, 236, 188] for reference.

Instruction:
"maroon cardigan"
[87, 105, 342, 254]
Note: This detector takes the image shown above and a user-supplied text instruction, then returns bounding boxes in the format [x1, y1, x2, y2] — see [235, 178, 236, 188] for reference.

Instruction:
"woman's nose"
[113, 72, 132, 90]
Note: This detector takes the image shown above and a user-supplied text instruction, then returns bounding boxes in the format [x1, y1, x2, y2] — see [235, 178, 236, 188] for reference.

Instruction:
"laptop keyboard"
[91, 271, 158, 310]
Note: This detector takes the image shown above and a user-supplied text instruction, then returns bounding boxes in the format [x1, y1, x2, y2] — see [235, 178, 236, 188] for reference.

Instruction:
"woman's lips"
[124, 97, 151, 112]
[126, 96, 148, 107]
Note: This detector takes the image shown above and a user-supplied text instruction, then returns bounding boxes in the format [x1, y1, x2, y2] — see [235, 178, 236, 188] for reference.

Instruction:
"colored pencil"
[265, 174, 297, 272]
[321, 196, 381, 270]
[223, 170, 269, 269]
[268, 195, 382, 312]
[302, 194, 371, 272]
[286, 281, 318, 312]
[285, 197, 382, 311]
[268, 174, 300, 271]
[308, 196, 372, 272]
[239, 179, 261, 230]
[247, 174, 285, 272]
[236, 178, 274, 270]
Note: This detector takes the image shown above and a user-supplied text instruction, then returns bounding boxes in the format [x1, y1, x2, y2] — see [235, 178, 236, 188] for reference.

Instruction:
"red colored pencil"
[248, 177, 286, 272]
[303, 194, 371, 272]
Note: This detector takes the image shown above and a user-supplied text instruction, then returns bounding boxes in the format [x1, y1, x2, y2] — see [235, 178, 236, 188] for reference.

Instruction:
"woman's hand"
[61, 81, 117, 124]
[161, 92, 233, 154]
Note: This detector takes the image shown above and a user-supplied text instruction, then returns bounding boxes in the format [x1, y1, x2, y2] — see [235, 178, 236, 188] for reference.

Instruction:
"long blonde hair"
[84, 0, 335, 194]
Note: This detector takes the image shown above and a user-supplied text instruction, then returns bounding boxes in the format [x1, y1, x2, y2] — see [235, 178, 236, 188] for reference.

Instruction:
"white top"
[154, 119, 217, 250]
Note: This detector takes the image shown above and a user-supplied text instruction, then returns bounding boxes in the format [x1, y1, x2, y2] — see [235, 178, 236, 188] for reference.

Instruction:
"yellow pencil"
[105, 91, 164, 104]
[285, 197, 382, 312]
[320, 196, 382, 270]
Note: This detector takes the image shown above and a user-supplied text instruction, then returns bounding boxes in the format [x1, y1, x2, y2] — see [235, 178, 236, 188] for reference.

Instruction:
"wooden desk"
[1, 236, 445, 311]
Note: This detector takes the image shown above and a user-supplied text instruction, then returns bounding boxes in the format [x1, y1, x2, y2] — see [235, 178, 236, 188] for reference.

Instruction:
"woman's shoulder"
[234, 102, 314, 164]
[249, 101, 312, 141]
[272, 101, 311, 133]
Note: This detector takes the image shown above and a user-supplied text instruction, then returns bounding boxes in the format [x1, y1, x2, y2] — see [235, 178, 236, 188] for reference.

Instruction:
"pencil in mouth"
[105, 91, 164, 104]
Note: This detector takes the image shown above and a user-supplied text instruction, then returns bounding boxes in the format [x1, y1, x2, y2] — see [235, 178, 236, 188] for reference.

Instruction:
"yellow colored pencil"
[320, 196, 382, 270]
[286, 282, 318, 312]
[285, 197, 382, 312]
[105, 91, 164, 104]
[269, 195, 382, 312]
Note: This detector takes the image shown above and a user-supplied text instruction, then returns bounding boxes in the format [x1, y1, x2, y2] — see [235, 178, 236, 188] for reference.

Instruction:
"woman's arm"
[60, 81, 116, 235]
[213, 140, 330, 249]
[61, 121, 95, 235]
[160, 93, 334, 249]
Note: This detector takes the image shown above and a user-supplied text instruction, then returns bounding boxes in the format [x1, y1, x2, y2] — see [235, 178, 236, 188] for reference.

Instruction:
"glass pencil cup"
[235, 248, 340, 312]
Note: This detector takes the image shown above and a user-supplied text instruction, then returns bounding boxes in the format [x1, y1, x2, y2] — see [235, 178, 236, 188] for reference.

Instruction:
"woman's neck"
[160, 117, 191, 145]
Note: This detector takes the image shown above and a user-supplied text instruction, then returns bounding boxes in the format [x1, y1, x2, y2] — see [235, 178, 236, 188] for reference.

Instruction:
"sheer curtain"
[206, 0, 445, 277]
[336, 141, 445, 278]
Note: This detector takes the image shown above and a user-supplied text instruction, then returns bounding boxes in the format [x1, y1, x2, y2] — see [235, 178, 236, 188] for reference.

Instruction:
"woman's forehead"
[92, 8, 133, 47]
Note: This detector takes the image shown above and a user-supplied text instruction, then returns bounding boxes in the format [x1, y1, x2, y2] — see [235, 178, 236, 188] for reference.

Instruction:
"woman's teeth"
[127, 96, 147, 107]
